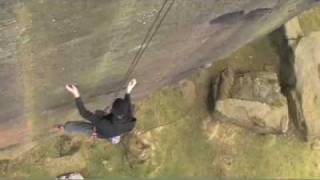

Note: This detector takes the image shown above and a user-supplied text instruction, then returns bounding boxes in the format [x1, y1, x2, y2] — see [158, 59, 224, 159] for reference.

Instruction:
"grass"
[133, 87, 217, 177]
[231, 132, 320, 178]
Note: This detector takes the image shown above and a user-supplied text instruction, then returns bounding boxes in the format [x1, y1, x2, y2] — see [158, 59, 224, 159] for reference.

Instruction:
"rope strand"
[114, 0, 175, 97]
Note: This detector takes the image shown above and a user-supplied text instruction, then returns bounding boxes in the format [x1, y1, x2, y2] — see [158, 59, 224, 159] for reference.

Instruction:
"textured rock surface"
[294, 32, 320, 140]
[299, 6, 320, 35]
[285, 17, 304, 48]
[214, 70, 289, 134]
[0, 0, 319, 151]
[282, 7, 320, 141]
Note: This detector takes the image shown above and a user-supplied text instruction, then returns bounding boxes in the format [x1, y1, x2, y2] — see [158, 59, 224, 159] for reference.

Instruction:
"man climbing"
[56, 79, 137, 144]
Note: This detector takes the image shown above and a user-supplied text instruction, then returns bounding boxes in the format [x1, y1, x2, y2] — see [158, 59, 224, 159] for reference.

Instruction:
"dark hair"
[111, 98, 129, 119]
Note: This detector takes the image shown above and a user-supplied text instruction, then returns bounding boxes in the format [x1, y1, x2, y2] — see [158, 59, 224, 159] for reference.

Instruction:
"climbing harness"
[115, 0, 175, 96]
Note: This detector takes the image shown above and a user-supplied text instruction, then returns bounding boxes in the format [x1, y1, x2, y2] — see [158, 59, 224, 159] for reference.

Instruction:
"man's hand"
[104, 106, 110, 113]
[126, 79, 137, 94]
[65, 84, 80, 98]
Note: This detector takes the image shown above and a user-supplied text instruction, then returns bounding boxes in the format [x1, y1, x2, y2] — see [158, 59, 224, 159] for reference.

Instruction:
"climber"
[54, 79, 137, 144]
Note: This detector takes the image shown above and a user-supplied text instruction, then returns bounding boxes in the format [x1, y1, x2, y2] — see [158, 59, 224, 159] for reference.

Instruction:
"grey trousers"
[64, 121, 93, 136]
[63, 121, 121, 144]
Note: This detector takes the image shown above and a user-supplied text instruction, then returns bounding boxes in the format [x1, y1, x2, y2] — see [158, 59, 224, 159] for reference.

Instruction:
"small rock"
[222, 155, 233, 170]
[56, 172, 84, 180]
[202, 116, 220, 140]
[102, 160, 108, 165]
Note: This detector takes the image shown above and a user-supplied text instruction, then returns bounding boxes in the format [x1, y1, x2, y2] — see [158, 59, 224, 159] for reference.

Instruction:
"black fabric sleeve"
[124, 93, 131, 105]
[75, 97, 96, 123]
[124, 93, 134, 118]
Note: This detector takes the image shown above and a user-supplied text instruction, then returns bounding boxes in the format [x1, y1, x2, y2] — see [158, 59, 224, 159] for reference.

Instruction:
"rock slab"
[294, 32, 320, 140]
[214, 69, 289, 134]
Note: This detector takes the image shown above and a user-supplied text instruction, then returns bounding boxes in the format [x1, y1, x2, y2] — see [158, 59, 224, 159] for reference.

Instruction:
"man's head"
[111, 98, 129, 119]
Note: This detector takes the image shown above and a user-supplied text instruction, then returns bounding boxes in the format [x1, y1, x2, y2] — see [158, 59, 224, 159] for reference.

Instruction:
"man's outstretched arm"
[66, 84, 96, 122]
[75, 97, 95, 120]
[125, 79, 137, 118]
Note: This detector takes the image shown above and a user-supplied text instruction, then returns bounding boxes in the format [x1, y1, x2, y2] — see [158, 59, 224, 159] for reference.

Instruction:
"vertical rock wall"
[0, 0, 319, 151]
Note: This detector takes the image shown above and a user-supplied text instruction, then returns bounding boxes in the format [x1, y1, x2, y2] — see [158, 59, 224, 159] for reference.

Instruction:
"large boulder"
[293, 32, 320, 140]
[213, 69, 289, 134]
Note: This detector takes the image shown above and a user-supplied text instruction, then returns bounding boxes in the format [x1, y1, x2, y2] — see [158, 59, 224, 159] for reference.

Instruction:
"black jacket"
[75, 94, 136, 138]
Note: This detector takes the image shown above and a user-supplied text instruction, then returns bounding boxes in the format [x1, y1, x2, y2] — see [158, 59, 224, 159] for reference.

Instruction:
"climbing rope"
[114, 1, 175, 160]
[115, 0, 175, 96]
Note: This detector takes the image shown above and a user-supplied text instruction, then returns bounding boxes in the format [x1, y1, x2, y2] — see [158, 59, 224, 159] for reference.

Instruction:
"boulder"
[293, 32, 320, 140]
[213, 69, 289, 134]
